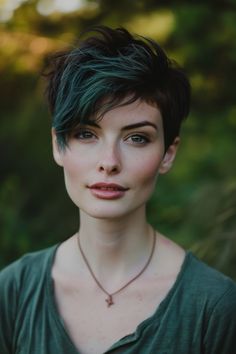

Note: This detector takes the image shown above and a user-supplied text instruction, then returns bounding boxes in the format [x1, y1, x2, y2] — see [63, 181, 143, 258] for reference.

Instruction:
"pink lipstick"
[88, 183, 128, 200]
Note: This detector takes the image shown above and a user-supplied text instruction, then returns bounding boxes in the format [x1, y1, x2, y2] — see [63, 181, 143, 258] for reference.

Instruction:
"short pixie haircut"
[44, 25, 191, 151]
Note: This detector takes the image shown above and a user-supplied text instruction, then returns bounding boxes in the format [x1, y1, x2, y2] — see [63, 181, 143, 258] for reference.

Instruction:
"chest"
[52, 274, 176, 354]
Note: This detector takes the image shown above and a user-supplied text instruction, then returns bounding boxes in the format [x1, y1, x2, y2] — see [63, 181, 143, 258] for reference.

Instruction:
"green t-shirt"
[0, 245, 236, 354]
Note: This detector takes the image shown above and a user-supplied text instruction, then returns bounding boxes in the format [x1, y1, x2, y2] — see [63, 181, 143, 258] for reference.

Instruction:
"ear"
[51, 128, 64, 167]
[159, 137, 180, 174]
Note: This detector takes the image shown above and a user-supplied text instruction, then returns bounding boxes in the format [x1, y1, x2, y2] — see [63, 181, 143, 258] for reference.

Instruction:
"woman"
[0, 26, 236, 354]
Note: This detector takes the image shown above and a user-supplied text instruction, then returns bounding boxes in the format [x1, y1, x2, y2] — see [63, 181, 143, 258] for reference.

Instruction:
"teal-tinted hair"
[44, 25, 190, 150]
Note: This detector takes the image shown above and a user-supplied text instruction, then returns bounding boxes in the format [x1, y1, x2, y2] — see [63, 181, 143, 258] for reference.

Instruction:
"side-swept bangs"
[43, 26, 190, 150]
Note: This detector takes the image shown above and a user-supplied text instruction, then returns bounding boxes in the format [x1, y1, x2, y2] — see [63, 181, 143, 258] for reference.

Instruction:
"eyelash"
[74, 129, 150, 145]
[126, 134, 150, 145]
[74, 129, 96, 140]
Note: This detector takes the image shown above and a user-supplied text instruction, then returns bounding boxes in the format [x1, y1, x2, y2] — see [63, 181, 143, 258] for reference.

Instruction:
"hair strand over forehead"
[43, 25, 191, 150]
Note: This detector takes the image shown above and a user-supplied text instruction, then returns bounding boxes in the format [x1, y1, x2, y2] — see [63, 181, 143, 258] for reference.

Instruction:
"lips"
[89, 183, 128, 191]
[88, 183, 129, 199]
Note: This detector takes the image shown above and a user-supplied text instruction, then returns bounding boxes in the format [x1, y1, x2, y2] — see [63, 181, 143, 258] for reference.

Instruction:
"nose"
[97, 144, 121, 175]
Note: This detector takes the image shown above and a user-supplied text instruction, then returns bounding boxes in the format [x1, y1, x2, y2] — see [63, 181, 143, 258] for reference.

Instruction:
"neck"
[77, 208, 154, 290]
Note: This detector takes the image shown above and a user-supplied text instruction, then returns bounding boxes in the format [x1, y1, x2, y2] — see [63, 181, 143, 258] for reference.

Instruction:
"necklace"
[77, 229, 156, 307]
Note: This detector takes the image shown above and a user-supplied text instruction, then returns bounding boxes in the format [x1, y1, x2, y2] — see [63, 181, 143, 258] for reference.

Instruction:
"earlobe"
[159, 137, 180, 174]
[51, 128, 63, 167]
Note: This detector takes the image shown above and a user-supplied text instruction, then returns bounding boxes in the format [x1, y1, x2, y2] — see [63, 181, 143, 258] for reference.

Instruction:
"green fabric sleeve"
[0, 262, 19, 354]
[204, 283, 236, 354]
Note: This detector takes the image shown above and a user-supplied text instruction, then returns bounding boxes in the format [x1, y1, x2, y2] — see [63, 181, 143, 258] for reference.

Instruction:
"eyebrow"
[121, 121, 158, 131]
[83, 120, 158, 131]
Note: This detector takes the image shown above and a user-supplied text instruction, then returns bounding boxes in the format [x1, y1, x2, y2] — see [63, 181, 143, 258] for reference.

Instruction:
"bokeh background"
[0, 0, 236, 279]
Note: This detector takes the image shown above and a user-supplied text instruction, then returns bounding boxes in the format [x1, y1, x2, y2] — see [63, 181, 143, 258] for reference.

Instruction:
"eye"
[74, 129, 96, 140]
[127, 134, 150, 145]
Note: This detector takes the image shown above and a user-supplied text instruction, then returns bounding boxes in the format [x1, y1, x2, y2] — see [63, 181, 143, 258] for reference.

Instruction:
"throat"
[76, 228, 156, 307]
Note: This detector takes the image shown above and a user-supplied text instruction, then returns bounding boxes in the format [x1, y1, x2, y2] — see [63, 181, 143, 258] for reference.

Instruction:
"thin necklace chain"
[77, 229, 156, 307]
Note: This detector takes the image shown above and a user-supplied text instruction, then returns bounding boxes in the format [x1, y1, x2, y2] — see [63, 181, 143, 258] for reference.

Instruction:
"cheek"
[61, 154, 89, 199]
[64, 157, 80, 179]
[128, 154, 161, 206]
[130, 153, 162, 186]
[62, 148, 93, 179]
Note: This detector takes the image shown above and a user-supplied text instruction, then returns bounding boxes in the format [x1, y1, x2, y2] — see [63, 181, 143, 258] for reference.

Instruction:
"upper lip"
[88, 183, 129, 191]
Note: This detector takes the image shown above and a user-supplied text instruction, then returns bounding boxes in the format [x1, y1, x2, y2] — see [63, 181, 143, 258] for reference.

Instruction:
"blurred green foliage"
[0, 0, 236, 279]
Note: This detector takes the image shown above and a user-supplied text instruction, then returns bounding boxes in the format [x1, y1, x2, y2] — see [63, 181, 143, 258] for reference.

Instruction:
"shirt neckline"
[46, 244, 193, 353]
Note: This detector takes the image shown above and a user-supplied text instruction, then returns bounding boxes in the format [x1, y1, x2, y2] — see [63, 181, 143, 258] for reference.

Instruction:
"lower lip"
[89, 188, 127, 200]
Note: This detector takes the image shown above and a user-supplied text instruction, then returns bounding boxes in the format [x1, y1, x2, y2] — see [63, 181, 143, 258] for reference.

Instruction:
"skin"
[52, 99, 178, 220]
[51, 98, 184, 354]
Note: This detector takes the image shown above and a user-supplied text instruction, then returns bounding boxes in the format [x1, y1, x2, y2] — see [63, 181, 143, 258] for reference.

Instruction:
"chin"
[79, 200, 147, 221]
[68, 190, 151, 220]
[81, 206, 130, 220]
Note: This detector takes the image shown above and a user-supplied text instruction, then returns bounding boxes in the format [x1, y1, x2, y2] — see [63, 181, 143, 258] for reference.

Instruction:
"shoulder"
[0, 244, 58, 290]
[184, 252, 236, 301]
[185, 253, 236, 344]
[175, 253, 236, 353]
[185, 255, 236, 354]
[0, 245, 58, 352]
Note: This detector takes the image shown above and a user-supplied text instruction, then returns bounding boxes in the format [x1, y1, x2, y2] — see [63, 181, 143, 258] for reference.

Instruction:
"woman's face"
[52, 99, 179, 220]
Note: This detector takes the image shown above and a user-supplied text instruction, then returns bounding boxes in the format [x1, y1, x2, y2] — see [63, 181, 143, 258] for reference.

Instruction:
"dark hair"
[44, 25, 191, 150]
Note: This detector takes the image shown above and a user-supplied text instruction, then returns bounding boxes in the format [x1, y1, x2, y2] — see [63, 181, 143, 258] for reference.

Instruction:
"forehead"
[89, 98, 163, 129]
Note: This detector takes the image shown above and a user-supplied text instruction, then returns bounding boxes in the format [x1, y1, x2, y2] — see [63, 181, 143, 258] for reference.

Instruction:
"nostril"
[98, 163, 120, 174]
